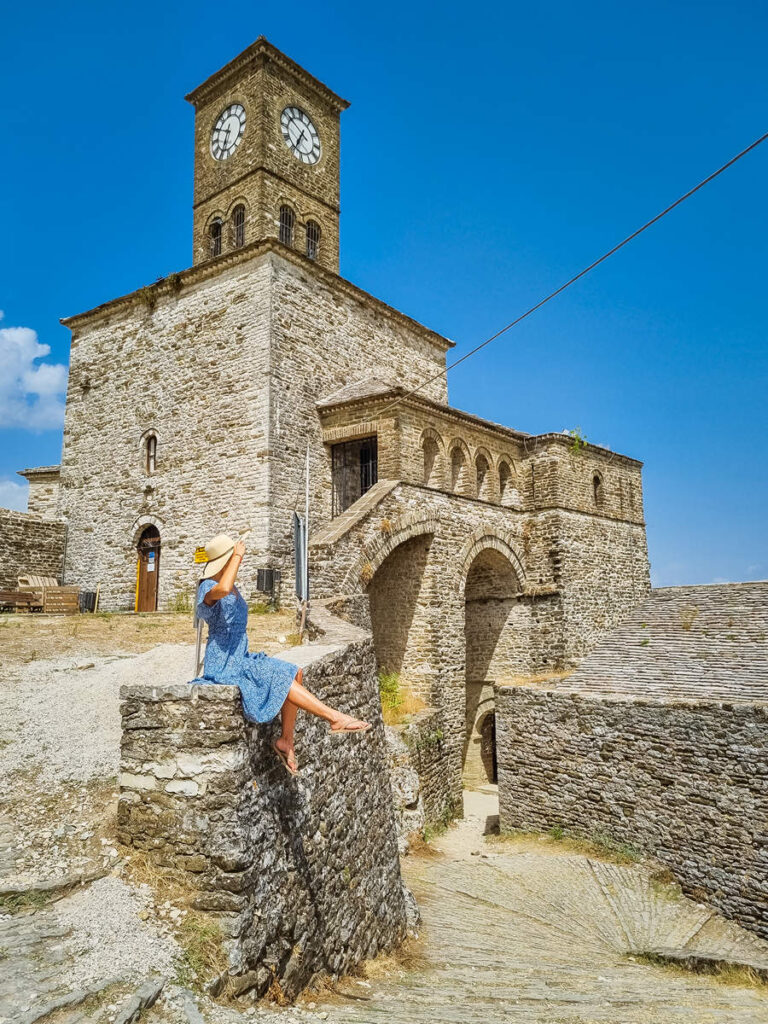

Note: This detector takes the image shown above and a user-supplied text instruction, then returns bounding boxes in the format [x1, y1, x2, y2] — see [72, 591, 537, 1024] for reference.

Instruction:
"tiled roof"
[549, 582, 768, 704]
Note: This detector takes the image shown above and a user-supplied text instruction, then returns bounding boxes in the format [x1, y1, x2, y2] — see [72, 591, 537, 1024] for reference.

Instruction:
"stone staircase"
[309, 480, 399, 549]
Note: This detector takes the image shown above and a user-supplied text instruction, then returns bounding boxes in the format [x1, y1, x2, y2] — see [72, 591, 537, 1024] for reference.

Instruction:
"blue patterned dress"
[191, 578, 298, 723]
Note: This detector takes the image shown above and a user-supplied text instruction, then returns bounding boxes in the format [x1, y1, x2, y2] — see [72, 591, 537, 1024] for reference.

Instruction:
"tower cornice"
[184, 36, 350, 113]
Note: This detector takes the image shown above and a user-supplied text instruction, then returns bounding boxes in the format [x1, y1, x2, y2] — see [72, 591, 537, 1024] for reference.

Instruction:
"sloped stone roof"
[552, 582, 768, 704]
[316, 377, 399, 408]
[17, 465, 61, 478]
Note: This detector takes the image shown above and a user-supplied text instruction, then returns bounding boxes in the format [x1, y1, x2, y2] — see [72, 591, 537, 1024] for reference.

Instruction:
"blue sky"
[1, 0, 766, 586]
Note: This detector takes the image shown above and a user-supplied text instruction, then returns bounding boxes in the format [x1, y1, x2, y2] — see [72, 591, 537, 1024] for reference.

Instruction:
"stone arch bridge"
[310, 480, 575, 804]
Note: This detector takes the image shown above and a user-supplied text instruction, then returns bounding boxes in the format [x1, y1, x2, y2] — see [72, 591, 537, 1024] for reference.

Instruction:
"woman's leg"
[284, 670, 370, 731]
[276, 699, 299, 770]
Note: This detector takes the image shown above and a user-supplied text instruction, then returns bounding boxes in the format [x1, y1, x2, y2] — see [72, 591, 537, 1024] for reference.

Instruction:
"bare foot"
[274, 737, 299, 774]
[330, 714, 371, 734]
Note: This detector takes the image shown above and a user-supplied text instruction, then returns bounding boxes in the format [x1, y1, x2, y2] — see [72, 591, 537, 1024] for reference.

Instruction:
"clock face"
[210, 103, 246, 161]
[280, 106, 321, 164]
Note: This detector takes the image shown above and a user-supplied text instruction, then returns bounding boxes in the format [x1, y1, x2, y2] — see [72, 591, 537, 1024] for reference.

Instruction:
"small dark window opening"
[145, 434, 157, 475]
[331, 437, 378, 517]
[593, 474, 604, 506]
[233, 205, 246, 248]
[210, 219, 223, 257]
[306, 220, 320, 260]
[279, 205, 295, 246]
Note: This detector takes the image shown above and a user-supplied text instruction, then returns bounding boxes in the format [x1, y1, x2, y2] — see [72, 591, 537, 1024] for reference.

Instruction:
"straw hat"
[200, 533, 236, 579]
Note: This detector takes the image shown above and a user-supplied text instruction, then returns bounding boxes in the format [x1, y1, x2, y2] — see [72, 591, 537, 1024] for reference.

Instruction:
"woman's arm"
[204, 540, 246, 604]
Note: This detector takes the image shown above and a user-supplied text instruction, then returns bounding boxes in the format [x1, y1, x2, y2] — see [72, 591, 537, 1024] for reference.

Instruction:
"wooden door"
[136, 526, 160, 612]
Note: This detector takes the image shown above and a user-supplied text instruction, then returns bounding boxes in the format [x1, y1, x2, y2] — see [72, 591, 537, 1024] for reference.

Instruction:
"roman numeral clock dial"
[210, 103, 246, 161]
[281, 107, 321, 164]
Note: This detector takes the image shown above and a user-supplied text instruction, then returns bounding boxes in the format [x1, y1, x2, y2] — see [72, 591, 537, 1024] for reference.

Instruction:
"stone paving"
[3, 792, 768, 1023]
[323, 792, 768, 1024]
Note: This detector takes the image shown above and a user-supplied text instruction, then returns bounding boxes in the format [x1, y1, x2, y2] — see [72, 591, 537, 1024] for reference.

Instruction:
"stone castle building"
[16, 38, 651, 793]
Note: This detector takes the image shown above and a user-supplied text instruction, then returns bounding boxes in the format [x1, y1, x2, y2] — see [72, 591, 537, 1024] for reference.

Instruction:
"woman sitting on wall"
[192, 534, 370, 776]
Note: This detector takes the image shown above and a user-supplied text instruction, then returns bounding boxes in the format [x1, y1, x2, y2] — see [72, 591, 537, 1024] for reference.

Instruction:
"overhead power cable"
[376, 128, 768, 419]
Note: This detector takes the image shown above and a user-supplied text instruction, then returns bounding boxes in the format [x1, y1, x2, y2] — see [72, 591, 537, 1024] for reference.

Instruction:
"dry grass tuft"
[121, 846, 229, 991]
[631, 952, 768, 990]
[500, 669, 574, 688]
[378, 670, 427, 725]
[359, 937, 426, 980]
[679, 605, 700, 631]
[491, 826, 642, 865]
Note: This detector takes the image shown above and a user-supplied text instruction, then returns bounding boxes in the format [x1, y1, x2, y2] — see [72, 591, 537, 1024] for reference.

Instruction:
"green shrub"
[169, 591, 193, 614]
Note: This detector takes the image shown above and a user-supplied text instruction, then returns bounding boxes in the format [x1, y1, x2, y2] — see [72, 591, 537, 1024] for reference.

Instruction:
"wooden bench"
[0, 589, 43, 613]
[17, 578, 80, 615]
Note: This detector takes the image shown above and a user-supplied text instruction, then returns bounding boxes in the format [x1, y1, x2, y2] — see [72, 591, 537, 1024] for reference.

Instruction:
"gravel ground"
[0, 644, 193, 784]
[55, 875, 182, 988]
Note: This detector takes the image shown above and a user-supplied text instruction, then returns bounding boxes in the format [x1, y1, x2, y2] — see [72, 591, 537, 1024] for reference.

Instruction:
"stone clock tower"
[185, 37, 349, 273]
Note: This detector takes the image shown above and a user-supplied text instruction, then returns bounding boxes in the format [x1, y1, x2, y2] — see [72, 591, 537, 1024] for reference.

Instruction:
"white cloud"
[0, 476, 29, 512]
[0, 323, 68, 430]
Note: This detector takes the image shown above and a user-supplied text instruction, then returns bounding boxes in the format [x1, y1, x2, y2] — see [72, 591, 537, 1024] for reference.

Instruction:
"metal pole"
[304, 444, 310, 604]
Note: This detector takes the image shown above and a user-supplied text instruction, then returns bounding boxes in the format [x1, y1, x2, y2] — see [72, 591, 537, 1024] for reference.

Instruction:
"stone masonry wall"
[398, 708, 457, 825]
[60, 246, 453, 612]
[538, 509, 651, 661]
[118, 612, 407, 998]
[496, 686, 768, 941]
[25, 473, 61, 519]
[310, 481, 648, 796]
[0, 510, 67, 589]
[318, 400, 645, 522]
[59, 257, 274, 611]
[266, 254, 451, 592]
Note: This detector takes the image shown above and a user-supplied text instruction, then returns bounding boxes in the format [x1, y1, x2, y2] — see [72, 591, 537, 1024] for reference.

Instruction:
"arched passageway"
[463, 546, 521, 788]
[367, 532, 435, 701]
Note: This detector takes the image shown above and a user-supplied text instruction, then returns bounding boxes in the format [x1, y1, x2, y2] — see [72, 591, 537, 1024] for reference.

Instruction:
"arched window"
[232, 205, 246, 248]
[306, 220, 321, 260]
[593, 473, 604, 507]
[279, 205, 295, 246]
[423, 436, 440, 486]
[145, 433, 157, 475]
[499, 461, 512, 504]
[210, 219, 223, 257]
[451, 446, 466, 492]
[476, 454, 490, 499]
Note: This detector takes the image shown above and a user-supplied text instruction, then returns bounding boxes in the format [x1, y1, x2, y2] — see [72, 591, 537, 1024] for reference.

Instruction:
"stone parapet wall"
[398, 709, 459, 824]
[496, 686, 768, 940]
[118, 613, 407, 998]
[0, 510, 67, 589]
